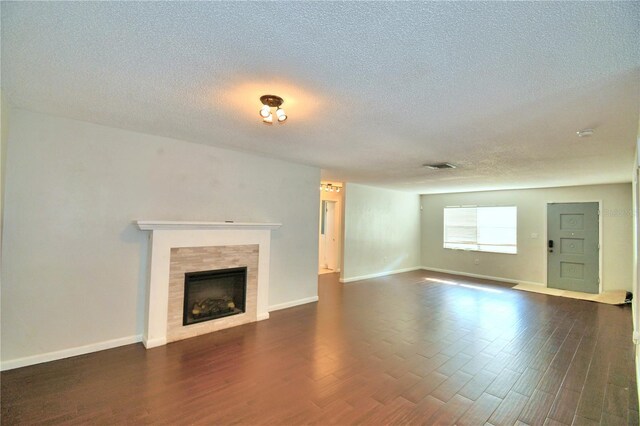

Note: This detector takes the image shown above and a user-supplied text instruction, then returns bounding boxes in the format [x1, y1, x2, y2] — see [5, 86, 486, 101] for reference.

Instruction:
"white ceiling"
[2, 2, 639, 194]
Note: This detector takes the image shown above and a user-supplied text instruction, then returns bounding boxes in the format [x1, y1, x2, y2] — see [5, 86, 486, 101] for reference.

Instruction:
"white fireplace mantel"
[136, 220, 281, 348]
[136, 221, 282, 231]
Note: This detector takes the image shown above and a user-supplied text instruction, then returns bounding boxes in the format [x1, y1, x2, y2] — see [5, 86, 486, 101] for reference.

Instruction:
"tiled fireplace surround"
[136, 221, 281, 348]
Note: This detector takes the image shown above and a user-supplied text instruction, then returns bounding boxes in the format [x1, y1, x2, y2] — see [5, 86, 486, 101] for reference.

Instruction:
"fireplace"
[183, 267, 247, 326]
[136, 221, 279, 348]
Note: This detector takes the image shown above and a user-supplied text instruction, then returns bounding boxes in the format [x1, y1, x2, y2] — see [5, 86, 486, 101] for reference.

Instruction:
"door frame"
[319, 199, 341, 272]
[324, 200, 337, 270]
[543, 200, 603, 294]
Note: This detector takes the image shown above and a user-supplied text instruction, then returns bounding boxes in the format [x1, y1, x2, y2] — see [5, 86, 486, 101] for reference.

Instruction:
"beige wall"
[343, 183, 421, 281]
[1, 108, 320, 364]
[421, 183, 633, 291]
[633, 131, 640, 399]
[633, 146, 638, 331]
[1, 91, 8, 252]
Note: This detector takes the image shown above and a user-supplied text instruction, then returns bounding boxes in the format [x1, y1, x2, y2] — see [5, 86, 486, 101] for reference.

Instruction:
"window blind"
[443, 206, 517, 254]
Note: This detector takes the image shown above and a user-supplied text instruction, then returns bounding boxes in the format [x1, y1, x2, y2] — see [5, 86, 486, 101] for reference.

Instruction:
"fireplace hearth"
[183, 267, 247, 326]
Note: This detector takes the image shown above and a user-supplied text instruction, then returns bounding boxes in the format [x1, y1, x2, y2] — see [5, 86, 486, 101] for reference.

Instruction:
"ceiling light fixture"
[424, 162, 457, 170]
[259, 95, 287, 125]
[320, 183, 342, 193]
[576, 128, 595, 138]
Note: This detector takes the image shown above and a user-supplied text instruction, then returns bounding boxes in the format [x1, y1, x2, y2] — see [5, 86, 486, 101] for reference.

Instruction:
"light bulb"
[324, 186, 329, 191]
[336, 188, 341, 193]
[319, 186, 323, 191]
[260, 104, 271, 118]
[276, 107, 287, 122]
[262, 113, 273, 124]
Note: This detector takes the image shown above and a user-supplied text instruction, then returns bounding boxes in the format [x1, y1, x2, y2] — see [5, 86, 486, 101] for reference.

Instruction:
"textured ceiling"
[2, 2, 639, 193]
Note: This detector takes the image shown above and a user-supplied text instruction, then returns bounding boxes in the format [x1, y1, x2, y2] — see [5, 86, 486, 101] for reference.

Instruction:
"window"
[443, 206, 517, 254]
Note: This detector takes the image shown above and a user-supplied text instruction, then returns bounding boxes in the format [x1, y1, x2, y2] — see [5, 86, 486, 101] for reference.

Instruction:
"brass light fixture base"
[260, 95, 284, 108]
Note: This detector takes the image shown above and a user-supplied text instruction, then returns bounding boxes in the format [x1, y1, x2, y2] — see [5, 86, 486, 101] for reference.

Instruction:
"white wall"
[342, 183, 421, 282]
[1, 109, 320, 365]
[421, 183, 633, 291]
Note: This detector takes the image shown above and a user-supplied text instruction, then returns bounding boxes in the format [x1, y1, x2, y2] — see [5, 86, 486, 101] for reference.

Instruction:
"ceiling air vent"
[423, 162, 457, 170]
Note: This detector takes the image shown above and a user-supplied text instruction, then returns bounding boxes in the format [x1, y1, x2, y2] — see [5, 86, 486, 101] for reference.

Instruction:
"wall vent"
[423, 162, 457, 170]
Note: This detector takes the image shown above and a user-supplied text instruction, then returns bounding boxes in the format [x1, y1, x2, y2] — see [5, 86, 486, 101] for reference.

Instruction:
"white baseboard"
[2, 296, 316, 370]
[340, 266, 422, 283]
[269, 296, 319, 312]
[1, 334, 142, 371]
[142, 336, 166, 349]
[420, 266, 545, 287]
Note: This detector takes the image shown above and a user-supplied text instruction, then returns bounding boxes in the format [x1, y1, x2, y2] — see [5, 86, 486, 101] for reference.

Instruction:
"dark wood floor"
[2, 271, 637, 425]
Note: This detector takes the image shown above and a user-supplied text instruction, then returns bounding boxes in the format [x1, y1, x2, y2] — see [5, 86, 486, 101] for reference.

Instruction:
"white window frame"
[443, 205, 518, 254]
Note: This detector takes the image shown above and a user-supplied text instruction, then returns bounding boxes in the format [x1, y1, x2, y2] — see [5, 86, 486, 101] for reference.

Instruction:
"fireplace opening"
[183, 267, 247, 326]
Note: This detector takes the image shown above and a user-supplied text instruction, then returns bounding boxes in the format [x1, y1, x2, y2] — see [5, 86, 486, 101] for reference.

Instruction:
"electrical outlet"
[474, 259, 480, 265]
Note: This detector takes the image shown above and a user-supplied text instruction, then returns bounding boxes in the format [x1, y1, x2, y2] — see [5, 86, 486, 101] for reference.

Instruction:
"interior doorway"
[319, 182, 343, 275]
[320, 200, 337, 271]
